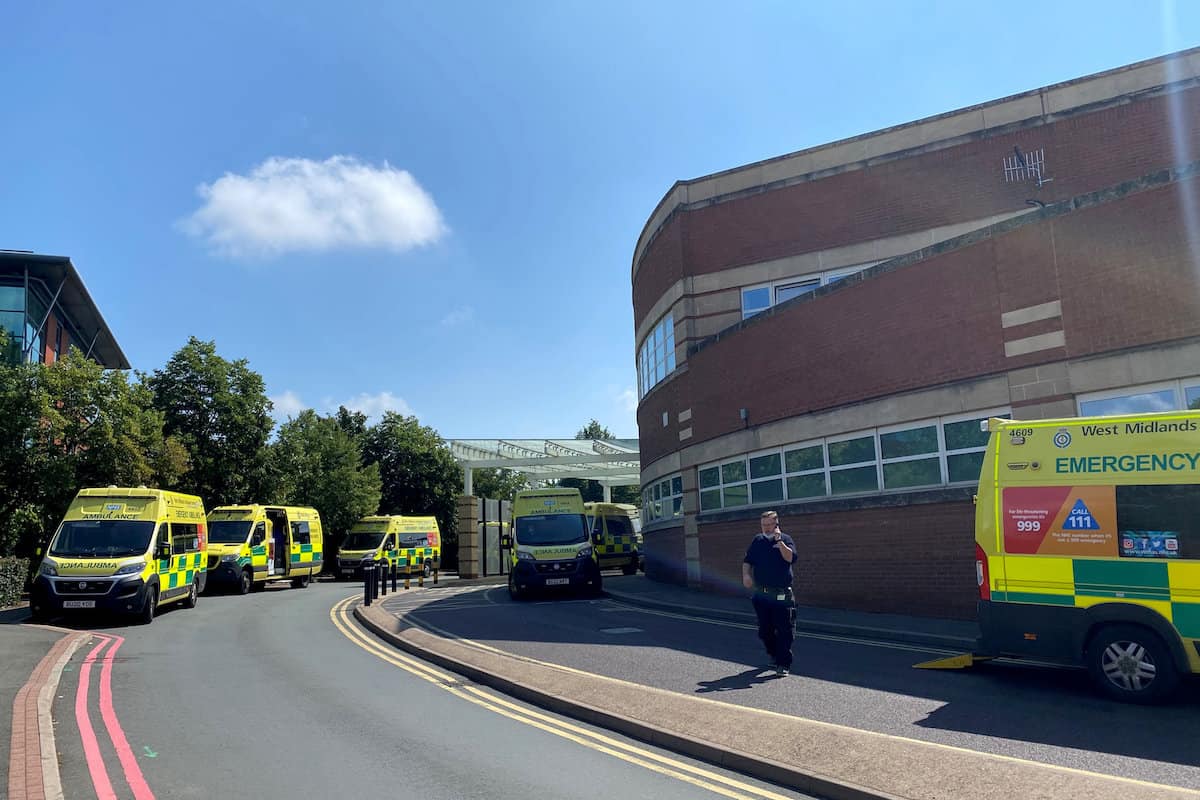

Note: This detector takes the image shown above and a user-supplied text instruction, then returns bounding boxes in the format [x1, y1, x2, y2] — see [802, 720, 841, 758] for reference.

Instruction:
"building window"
[637, 314, 676, 398]
[740, 263, 877, 319]
[695, 409, 1009, 513]
[1077, 380, 1198, 417]
[643, 474, 683, 524]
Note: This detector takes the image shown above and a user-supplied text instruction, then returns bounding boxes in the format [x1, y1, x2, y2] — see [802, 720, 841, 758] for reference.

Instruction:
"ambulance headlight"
[39, 560, 58, 577]
[577, 547, 593, 559]
[114, 561, 145, 576]
[220, 554, 241, 563]
[516, 551, 535, 561]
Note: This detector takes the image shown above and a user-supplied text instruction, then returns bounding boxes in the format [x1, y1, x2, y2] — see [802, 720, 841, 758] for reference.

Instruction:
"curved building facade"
[631, 49, 1200, 618]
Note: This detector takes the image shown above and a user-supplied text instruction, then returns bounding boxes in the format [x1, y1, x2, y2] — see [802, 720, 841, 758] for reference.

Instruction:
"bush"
[0, 557, 29, 608]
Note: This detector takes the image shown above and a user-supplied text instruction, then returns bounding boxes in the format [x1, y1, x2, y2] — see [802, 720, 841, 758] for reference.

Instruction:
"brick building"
[0, 251, 128, 369]
[631, 49, 1200, 619]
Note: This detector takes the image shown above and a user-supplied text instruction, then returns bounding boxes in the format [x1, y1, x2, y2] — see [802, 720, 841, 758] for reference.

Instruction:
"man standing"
[742, 510, 796, 677]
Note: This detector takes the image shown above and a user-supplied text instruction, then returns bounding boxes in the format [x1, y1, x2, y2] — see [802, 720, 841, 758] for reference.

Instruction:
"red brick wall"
[642, 523, 687, 585]
[677, 250, 1006, 459]
[636, 369, 691, 466]
[633, 85, 1200, 328]
[1057, 176, 1200, 355]
[697, 501, 978, 619]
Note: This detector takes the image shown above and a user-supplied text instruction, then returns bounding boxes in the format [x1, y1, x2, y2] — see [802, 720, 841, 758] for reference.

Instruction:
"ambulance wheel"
[1085, 624, 1180, 704]
[423, 561, 432, 578]
[238, 569, 252, 595]
[139, 587, 157, 625]
[507, 573, 524, 601]
[183, 579, 198, 609]
[291, 574, 310, 589]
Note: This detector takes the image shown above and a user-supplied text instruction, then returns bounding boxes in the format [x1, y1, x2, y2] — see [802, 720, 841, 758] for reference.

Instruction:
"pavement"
[356, 573, 1200, 800]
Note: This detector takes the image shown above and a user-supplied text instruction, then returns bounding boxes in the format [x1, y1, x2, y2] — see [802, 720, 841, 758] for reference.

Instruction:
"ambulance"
[30, 487, 207, 624]
[504, 488, 601, 599]
[205, 505, 324, 593]
[973, 412, 1200, 702]
[337, 515, 441, 580]
[584, 502, 642, 575]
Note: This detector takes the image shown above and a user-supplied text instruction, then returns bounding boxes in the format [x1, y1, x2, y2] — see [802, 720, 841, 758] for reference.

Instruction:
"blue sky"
[3, 2, 1198, 439]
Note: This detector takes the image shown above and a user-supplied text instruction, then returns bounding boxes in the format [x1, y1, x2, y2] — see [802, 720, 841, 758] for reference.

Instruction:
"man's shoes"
[761, 662, 779, 672]
[774, 666, 790, 677]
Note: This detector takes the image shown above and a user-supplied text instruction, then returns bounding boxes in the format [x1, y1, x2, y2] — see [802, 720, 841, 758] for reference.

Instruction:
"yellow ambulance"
[31, 487, 207, 624]
[505, 488, 601, 599]
[337, 515, 441, 580]
[205, 505, 324, 593]
[584, 502, 642, 575]
[975, 412, 1200, 702]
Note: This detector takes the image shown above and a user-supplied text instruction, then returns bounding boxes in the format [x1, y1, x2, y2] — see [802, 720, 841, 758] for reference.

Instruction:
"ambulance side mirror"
[34, 547, 42, 557]
[156, 540, 172, 560]
[500, 535, 512, 549]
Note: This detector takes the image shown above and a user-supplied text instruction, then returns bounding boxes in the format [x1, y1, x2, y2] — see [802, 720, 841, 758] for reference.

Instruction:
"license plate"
[545, 578, 570, 586]
[62, 600, 95, 609]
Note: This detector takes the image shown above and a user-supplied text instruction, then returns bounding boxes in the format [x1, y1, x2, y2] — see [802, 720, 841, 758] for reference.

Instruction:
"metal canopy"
[448, 438, 641, 499]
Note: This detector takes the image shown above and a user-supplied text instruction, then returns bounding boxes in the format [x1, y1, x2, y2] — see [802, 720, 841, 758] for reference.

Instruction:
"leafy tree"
[148, 337, 274, 507]
[273, 410, 381, 562]
[335, 406, 369, 447]
[0, 344, 187, 558]
[362, 412, 462, 567]
[470, 468, 529, 502]
[556, 420, 640, 505]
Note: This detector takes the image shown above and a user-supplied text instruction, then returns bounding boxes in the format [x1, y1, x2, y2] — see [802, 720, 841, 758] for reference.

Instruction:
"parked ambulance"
[584, 502, 642, 575]
[337, 515, 441, 579]
[974, 412, 1200, 702]
[205, 505, 324, 593]
[505, 488, 601, 599]
[31, 487, 207, 624]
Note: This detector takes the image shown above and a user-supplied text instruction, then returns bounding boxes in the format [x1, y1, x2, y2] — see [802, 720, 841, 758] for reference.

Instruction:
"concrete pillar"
[457, 495, 481, 578]
[602, 484, 612, 502]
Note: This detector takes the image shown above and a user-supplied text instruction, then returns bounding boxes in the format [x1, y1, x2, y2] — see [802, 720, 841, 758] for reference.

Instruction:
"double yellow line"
[328, 596, 798, 800]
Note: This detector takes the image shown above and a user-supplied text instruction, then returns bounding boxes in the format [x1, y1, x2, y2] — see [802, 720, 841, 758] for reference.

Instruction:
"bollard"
[404, 562, 410, 590]
[418, 560, 425, 588]
[391, 561, 398, 593]
[376, 563, 384, 599]
[364, 567, 372, 607]
[433, 566, 439, 585]
[380, 561, 388, 596]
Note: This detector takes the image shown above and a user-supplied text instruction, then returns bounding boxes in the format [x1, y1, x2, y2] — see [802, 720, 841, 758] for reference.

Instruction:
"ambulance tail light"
[975, 543, 990, 601]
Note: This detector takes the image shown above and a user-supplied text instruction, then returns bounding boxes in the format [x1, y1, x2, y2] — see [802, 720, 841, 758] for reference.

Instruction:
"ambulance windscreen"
[50, 520, 155, 558]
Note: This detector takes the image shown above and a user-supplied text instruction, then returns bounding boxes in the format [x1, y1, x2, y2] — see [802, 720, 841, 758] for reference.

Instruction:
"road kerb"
[353, 600, 1200, 800]
[354, 601, 906, 800]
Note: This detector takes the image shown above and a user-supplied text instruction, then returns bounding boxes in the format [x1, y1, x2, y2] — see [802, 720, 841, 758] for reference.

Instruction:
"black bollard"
[364, 566, 372, 607]
[380, 561, 388, 596]
[391, 561, 398, 593]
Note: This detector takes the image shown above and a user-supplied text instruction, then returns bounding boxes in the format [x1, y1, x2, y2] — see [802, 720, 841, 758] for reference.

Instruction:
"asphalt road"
[386, 582, 1200, 791]
[42, 580, 813, 800]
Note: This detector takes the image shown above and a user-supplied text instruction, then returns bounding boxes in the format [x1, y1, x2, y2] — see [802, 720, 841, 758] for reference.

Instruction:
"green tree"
[273, 410, 381, 565]
[148, 337, 275, 507]
[471, 468, 529, 502]
[362, 412, 462, 567]
[0, 344, 187, 558]
[556, 420, 641, 505]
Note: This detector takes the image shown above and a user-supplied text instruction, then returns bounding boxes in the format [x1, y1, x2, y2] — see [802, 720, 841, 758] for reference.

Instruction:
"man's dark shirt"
[743, 532, 796, 589]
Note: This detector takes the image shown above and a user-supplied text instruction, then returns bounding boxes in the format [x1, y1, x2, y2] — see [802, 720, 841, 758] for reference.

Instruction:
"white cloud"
[270, 390, 307, 421]
[439, 306, 475, 327]
[339, 391, 416, 422]
[179, 155, 447, 257]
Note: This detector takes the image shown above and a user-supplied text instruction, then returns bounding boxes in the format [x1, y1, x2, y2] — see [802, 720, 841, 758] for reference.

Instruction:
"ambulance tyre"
[139, 587, 157, 625]
[1085, 623, 1180, 704]
[291, 574, 310, 589]
[423, 560, 432, 578]
[238, 569, 253, 595]
[183, 579, 198, 609]
[508, 572, 525, 601]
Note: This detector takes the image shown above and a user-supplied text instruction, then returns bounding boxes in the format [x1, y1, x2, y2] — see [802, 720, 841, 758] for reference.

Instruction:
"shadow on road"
[397, 582, 1200, 775]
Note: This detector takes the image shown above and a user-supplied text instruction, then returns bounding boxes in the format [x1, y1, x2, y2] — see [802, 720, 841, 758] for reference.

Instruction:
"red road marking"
[8, 631, 85, 800]
[76, 636, 118, 800]
[98, 636, 155, 800]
